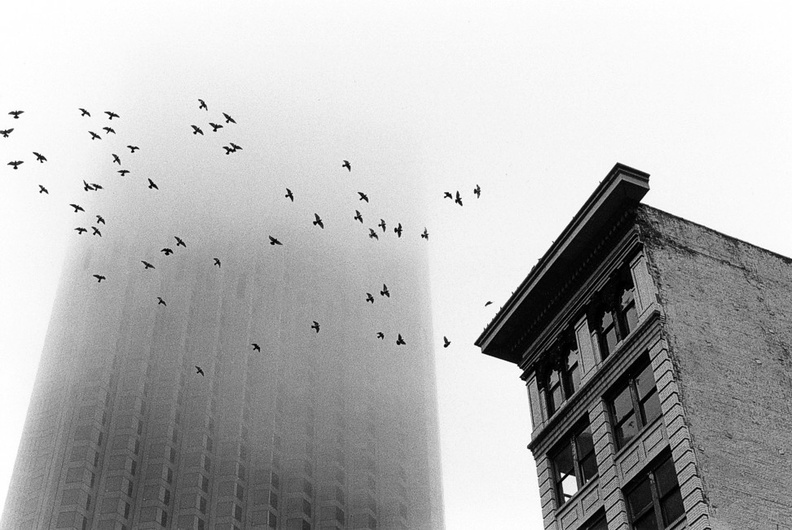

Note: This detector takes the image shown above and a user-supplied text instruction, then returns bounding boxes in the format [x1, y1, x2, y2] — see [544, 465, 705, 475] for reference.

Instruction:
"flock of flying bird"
[3, 103, 486, 377]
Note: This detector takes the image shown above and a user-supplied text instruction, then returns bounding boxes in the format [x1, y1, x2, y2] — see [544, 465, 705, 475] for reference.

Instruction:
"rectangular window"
[551, 420, 598, 505]
[625, 452, 685, 529]
[544, 334, 581, 416]
[609, 358, 662, 449]
[593, 268, 639, 359]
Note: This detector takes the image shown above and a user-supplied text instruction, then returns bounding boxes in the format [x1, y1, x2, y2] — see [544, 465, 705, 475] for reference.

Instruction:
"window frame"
[542, 332, 582, 417]
[550, 418, 598, 506]
[591, 268, 639, 360]
[608, 357, 662, 450]
[624, 451, 685, 529]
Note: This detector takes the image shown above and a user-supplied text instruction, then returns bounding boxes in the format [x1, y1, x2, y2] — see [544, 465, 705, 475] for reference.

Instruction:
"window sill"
[554, 475, 600, 523]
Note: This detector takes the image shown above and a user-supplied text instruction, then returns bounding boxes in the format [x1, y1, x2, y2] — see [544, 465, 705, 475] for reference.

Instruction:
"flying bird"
[313, 213, 324, 229]
[91, 226, 101, 237]
[161, 248, 173, 255]
[474, 184, 481, 198]
[394, 223, 403, 237]
[455, 191, 463, 206]
[96, 215, 105, 224]
[396, 334, 406, 346]
[443, 336, 451, 348]
[118, 169, 130, 176]
[0, 129, 13, 138]
[89, 131, 101, 140]
[357, 192, 369, 202]
[222, 146, 233, 155]
[191, 125, 204, 135]
[223, 112, 236, 124]
[112, 154, 121, 165]
[198, 99, 208, 111]
[311, 321, 320, 333]
[213, 258, 221, 268]
[368, 228, 379, 240]
[70, 203, 85, 213]
[157, 297, 166, 306]
[90, 183, 103, 191]
[93, 274, 106, 282]
[342, 160, 351, 171]
[9, 110, 23, 119]
[269, 236, 282, 246]
[127, 145, 139, 153]
[285, 188, 294, 201]
[141, 261, 155, 270]
[104, 111, 119, 120]
[380, 284, 389, 297]
[421, 228, 429, 240]
[229, 142, 242, 151]
[209, 122, 223, 132]
[195, 366, 204, 376]
[83, 180, 94, 191]
[74, 227, 87, 235]
[8, 161, 23, 170]
[484, 300, 493, 307]
[103, 127, 115, 135]
[252, 343, 261, 352]
[378, 219, 386, 232]
[147, 178, 158, 190]
[443, 191, 453, 199]
[354, 210, 363, 223]
[38, 185, 48, 194]
[366, 293, 374, 303]
[79, 108, 90, 117]
[33, 152, 47, 163]
[175, 236, 186, 247]
[376, 332, 384, 339]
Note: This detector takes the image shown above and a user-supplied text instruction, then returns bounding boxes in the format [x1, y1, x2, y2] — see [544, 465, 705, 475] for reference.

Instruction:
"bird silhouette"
[93, 274, 106, 282]
[396, 334, 406, 346]
[380, 284, 389, 297]
[74, 227, 87, 235]
[394, 223, 403, 237]
[38, 185, 48, 194]
[455, 191, 463, 206]
[269, 236, 283, 246]
[376, 332, 385, 339]
[103, 127, 115, 135]
[112, 154, 121, 165]
[0, 129, 13, 138]
[195, 366, 204, 376]
[313, 213, 324, 229]
[213, 258, 221, 268]
[90, 183, 103, 191]
[358, 192, 369, 202]
[127, 145, 139, 153]
[191, 125, 204, 135]
[378, 219, 386, 232]
[96, 215, 105, 224]
[147, 178, 158, 190]
[8, 161, 23, 170]
[157, 297, 166, 306]
[252, 343, 261, 352]
[104, 111, 119, 120]
[474, 184, 481, 198]
[366, 293, 374, 303]
[118, 169, 130, 176]
[285, 188, 294, 201]
[70, 204, 85, 213]
[484, 300, 493, 307]
[79, 108, 90, 117]
[311, 321, 320, 333]
[229, 142, 242, 151]
[443, 336, 451, 348]
[354, 210, 363, 223]
[33, 152, 47, 163]
[9, 110, 23, 119]
[142, 261, 155, 270]
[421, 228, 429, 240]
[175, 236, 186, 247]
[223, 112, 236, 124]
[89, 131, 101, 140]
[443, 191, 453, 199]
[91, 226, 101, 237]
[83, 180, 94, 191]
[342, 160, 351, 171]
[161, 248, 173, 255]
[198, 99, 208, 111]
[222, 146, 233, 155]
[368, 229, 379, 240]
[209, 122, 223, 132]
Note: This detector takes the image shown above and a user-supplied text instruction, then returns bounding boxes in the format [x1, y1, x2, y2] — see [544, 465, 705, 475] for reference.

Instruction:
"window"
[609, 359, 662, 449]
[551, 420, 597, 505]
[591, 269, 639, 359]
[542, 334, 581, 416]
[581, 510, 607, 530]
[625, 452, 685, 529]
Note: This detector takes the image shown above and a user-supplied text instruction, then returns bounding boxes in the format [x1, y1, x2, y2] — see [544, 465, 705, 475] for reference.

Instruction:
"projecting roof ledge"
[475, 163, 650, 364]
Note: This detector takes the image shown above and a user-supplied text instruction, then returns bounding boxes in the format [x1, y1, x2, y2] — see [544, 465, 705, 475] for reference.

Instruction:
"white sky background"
[2, 2, 792, 528]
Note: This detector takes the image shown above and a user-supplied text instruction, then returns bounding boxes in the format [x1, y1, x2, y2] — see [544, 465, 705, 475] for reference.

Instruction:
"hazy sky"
[2, 2, 792, 528]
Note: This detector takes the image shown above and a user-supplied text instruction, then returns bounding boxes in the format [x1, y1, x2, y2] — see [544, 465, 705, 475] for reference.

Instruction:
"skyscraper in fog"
[2, 190, 444, 529]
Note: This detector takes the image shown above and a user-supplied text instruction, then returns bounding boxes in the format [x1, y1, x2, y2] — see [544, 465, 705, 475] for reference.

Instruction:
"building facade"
[2, 219, 444, 529]
[476, 164, 792, 530]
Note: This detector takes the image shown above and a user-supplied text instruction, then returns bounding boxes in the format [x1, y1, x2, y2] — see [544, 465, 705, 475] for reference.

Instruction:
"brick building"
[475, 164, 792, 530]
